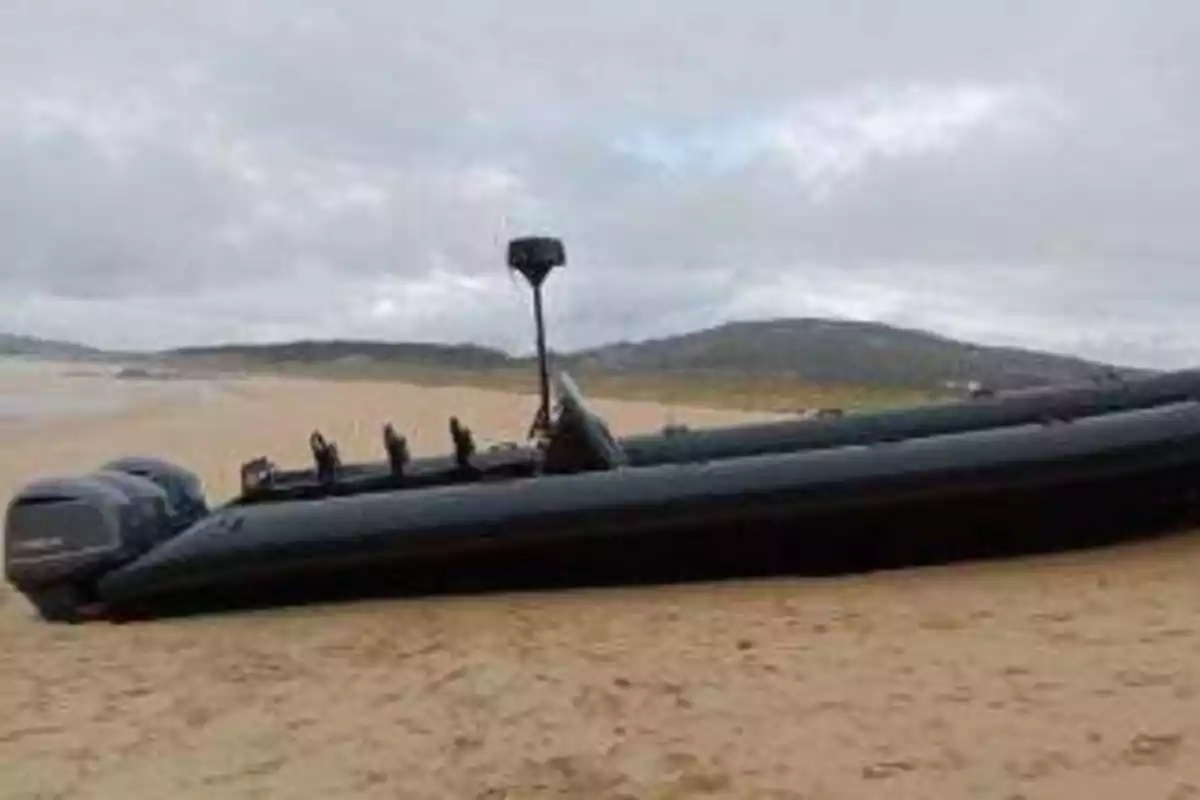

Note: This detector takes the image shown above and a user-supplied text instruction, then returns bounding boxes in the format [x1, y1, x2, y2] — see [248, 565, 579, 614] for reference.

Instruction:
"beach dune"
[3, 367, 1200, 799]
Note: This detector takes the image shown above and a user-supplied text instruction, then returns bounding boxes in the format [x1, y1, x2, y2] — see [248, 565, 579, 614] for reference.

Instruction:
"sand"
[3, 367, 1200, 799]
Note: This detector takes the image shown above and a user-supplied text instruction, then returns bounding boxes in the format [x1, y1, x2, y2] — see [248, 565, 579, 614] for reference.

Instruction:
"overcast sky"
[2, 2, 1198, 366]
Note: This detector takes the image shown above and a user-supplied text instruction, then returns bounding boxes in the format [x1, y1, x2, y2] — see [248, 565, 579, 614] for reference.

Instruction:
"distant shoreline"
[0, 358, 229, 429]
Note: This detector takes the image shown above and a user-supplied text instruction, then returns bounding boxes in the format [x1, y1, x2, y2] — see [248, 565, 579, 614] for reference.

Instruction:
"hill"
[557, 318, 1139, 391]
[0, 332, 106, 361]
[0, 318, 1143, 392]
[161, 339, 513, 371]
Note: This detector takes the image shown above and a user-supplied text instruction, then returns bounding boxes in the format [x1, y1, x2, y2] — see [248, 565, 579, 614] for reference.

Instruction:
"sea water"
[0, 357, 221, 423]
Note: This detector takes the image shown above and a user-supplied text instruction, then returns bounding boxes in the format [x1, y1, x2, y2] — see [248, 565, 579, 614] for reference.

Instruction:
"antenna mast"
[506, 236, 566, 441]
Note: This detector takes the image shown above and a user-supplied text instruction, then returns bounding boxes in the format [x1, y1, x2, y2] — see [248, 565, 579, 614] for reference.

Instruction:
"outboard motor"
[101, 456, 209, 534]
[4, 459, 207, 622]
[91, 470, 175, 545]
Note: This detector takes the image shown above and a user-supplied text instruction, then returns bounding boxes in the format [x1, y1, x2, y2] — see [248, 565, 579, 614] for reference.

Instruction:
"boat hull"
[96, 400, 1200, 619]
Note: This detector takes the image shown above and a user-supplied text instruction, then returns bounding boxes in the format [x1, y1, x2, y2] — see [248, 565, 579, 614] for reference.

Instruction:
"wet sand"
[2, 367, 1200, 799]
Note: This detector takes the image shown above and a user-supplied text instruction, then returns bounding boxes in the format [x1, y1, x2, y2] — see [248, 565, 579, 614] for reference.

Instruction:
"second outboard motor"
[90, 470, 175, 548]
[101, 456, 209, 534]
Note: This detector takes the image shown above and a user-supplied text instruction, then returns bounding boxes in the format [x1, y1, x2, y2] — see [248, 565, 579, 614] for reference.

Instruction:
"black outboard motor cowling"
[102, 456, 209, 534]
[6, 476, 144, 621]
[4, 460, 206, 622]
[91, 470, 175, 550]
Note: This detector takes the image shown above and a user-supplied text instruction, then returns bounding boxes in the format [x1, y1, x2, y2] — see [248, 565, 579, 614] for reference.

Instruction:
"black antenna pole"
[506, 236, 566, 440]
[531, 279, 551, 433]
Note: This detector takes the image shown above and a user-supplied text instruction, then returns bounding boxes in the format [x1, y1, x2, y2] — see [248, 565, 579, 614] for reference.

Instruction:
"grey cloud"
[1, 1, 1200, 366]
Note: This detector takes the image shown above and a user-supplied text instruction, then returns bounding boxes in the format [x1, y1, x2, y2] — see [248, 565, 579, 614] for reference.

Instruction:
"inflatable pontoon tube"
[95, 399, 1200, 612]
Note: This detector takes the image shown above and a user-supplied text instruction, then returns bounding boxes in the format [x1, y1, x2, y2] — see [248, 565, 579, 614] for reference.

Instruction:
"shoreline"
[0, 365, 234, 447]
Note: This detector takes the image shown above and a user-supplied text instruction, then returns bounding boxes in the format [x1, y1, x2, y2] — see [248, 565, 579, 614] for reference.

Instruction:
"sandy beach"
[3, 366, 1200, 799]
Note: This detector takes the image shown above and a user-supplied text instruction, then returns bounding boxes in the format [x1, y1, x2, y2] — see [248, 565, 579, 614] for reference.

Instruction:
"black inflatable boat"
[7, 236, 1200, 623]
